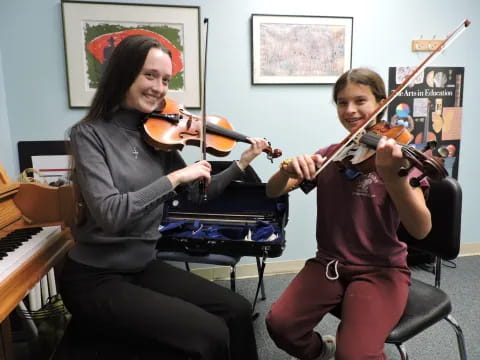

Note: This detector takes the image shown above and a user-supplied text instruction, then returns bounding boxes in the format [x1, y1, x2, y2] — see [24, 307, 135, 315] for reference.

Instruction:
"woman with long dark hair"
[60, 35, 263, 360]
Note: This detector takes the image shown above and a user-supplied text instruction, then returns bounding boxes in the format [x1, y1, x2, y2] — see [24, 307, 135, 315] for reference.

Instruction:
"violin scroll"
[267, 147, 282, 160]
[397, 142, 448, 187]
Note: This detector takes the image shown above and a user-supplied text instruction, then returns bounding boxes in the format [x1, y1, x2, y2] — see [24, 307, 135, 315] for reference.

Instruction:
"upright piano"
[0, 163, 74, 360]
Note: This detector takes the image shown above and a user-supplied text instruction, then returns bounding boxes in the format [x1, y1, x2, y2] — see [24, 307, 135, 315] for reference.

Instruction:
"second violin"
[334, 122, 448, 184]
[142, 98, 282, 161]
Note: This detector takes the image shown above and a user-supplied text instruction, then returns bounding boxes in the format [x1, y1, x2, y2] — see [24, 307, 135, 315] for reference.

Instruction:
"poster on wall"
[387, 66, 464, 179]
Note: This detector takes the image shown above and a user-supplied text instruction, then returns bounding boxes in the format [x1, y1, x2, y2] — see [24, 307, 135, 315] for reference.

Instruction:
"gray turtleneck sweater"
[68, 109, 244, 271]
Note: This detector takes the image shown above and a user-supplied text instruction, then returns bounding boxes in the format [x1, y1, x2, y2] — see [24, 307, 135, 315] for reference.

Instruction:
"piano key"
[0, 226, 61, 283]
[3, 228, 42, 240]
[0, 228, 39, 258]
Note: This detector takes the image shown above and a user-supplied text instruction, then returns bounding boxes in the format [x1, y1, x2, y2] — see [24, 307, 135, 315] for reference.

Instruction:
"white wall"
[1, 0, 479, 264]
[0, 49, 15, 176]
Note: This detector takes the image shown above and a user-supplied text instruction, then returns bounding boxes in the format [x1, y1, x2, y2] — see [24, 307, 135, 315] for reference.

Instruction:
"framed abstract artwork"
[251, 14, 353, 84]
[61, 1, 201, 107]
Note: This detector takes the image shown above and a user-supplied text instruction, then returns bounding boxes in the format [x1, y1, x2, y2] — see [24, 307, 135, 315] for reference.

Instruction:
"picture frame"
[251, 14, 353, 84]
[61, 1, 201, 108]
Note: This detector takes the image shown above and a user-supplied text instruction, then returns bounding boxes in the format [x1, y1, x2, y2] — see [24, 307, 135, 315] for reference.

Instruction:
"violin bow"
[304, 19, 470, 186]
[199, 18, 210, 201]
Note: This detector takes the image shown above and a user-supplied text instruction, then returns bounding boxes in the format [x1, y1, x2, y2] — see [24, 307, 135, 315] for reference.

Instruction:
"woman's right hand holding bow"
[167, 160, 212, 189]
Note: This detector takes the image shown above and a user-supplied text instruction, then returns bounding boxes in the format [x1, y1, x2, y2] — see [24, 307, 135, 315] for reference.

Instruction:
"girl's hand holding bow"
[280, 154, 325, 180]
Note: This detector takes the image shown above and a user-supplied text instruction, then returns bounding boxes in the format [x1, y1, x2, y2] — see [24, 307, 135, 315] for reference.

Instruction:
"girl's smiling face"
[336, 82, 380, 132]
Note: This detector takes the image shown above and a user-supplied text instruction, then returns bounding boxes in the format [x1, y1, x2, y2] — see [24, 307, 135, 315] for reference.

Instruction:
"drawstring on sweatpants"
[325, 260, 339, 280]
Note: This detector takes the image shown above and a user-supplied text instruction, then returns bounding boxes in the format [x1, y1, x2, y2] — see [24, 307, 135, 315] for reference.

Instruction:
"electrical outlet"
[412, 40, 443, 52]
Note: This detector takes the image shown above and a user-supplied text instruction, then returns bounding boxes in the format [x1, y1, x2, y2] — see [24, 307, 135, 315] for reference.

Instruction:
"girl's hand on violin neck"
[237, 137, 271, 170]
[375, 137, 407, 184]
[284, 154, 324, 180]
[167, 160, 212, 188]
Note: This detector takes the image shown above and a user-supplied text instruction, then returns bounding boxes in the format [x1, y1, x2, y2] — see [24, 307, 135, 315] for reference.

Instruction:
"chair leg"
[445, 314, 468, 360]
[252, 256, 267, 313]
[394, 343, 409, 360]
[230, 265, 236, 292]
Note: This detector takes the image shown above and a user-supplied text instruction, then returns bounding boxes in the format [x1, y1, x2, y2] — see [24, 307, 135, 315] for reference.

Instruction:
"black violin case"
[156, 162, 289, 259]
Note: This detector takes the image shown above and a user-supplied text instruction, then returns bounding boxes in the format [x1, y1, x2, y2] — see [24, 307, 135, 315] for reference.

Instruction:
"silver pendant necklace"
[131, 146, 139, 159]
[114, 121, 139, 159]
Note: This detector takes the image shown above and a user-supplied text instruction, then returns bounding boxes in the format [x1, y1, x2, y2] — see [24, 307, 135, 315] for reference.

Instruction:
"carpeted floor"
[216, 255, 479, 360]
[13, 255, 478, 359]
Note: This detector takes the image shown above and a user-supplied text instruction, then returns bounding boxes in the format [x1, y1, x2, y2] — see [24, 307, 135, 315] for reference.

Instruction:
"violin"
[335, 122, 448, 185]
[142, 98, 282, 161]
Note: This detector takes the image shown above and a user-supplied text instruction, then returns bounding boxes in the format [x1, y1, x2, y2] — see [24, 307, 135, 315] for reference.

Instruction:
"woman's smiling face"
[124, 47, 172, 113]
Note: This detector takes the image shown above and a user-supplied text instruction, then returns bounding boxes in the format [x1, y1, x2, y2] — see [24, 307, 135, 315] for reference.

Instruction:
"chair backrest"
[397, 176, 462, 261]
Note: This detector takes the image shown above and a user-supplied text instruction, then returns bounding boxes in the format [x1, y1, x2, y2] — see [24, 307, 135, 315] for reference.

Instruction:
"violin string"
[206, 122, 249, 142]
[360, 131, 427, 168]
[360, 132, 408, 148]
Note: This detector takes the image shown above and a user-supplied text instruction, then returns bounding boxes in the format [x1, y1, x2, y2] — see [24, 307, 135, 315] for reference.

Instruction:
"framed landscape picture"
[251, 14, 353, 84]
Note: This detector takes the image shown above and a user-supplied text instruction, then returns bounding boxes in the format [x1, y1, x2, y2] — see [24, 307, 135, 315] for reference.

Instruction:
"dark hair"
[69, 35, 171, 224]
[81, 35, 172, 123]
[333, 68, 387, 121]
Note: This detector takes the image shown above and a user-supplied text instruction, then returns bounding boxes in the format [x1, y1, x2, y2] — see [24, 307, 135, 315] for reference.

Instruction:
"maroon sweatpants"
[266, 258, 410, 360]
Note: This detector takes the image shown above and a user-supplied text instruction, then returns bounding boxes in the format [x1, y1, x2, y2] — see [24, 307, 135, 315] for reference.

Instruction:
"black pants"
[59, 257, 258, 360]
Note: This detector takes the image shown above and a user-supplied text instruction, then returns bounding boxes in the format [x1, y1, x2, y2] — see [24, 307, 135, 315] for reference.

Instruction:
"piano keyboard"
[0, 226, 61, 283]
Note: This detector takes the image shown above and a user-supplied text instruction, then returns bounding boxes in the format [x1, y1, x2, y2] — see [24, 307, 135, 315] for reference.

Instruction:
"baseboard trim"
[460, 243, 480, 256]
[191, 245, 480, 281]
[191, 259, 305, 281]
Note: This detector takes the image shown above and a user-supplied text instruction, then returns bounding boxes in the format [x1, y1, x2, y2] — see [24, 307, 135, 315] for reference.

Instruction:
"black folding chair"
[331, 176, 467, 360]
